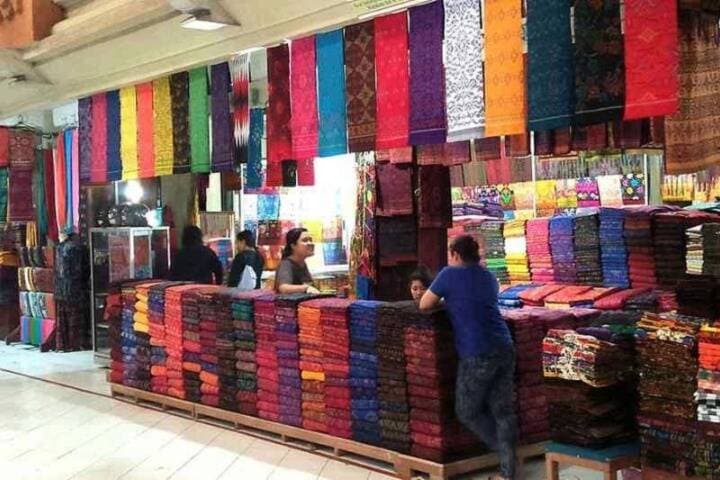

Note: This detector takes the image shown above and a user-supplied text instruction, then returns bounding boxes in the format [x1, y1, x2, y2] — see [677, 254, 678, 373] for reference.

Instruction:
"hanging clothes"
[119, 86, 139, 180]
[89, 93, 107, 183]
[33, 149, 48, 240]
[266, 45, 292, 186]
[78, 97, 92, 183]
[54, 133, 67, 233]
[106, 90, 122, 181]
[170, 71, 192, 174]
[290, 35, 319, 160]
[210, 62, 234, 173]
[229, 53, 250, 166]
[316, 30, 348, 157]
[189, 67, 211, 173]
[345, 21, 377, 153]
[246, 108, 264, 190]
[0, 127, 8, 167]
[43, 150, 58, 242]
[153, 76, 175, 177]
[136, 82, 155, 179]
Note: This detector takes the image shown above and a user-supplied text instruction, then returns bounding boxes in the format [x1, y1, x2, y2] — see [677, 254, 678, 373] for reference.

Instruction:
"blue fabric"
[246, 108, 264, 190]
[64, 129, 74, 232]
[106, 90, 122, 181]
[429, 264, 512, 359]
[316, 29, 348, 157]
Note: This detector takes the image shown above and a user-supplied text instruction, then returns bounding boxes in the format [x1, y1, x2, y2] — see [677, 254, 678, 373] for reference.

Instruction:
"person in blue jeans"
[419, 234, 517, 480]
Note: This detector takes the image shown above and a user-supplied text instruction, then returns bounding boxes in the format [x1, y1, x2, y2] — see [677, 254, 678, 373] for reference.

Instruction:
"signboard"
[351, 0, 410, 15]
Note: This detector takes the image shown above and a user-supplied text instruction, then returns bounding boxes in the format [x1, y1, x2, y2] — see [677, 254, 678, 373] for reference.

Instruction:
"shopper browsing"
[409, 266, 433, 304]
[419, 235, 517, 480]
[227, 230, 265, 290]
[275, 227, 320, 294]
[168, 225, 224, 285]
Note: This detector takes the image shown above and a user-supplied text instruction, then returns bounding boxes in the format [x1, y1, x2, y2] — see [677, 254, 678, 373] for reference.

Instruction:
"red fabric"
[375, 12, 409, 149]
[0, 127, 7, 167]
[266, 44, 292, 187]
[593, 288, 650, 310]
[290, 35, 319, 160]
[90, 94, 108, 179]
[376, 147, 412, 164]
[623, 0, 679, 119]
[54, 133, 67, 231]
[475, 137, 501, 161]
[297, 158, 315, 186]
[43, 150, 59, 242]
[136, 82, 155, 179]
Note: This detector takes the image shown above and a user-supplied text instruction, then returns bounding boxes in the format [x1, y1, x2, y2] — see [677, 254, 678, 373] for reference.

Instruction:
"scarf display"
[170, 71, 191, 174]
[483, 0, 525, 136]
[443, 0, 484, 141]
[136, 82, 155, 179]
[210, 62, 234, 173]
[54, 133, 67, 233]
[290, 36, 319, 160]
[417, 165, 452, 229]
[246, 108, 264, 190]
[8, 131, 35, 222]
[119, 86, 139, 180]
[375, 162, 413, 217]
[189, 67, 211, 173]
[408, 1, 445, 145]
[0, 168, 6, 222]
[375, 12, 409, 150]
[89, 93, 107, 183]
[106, 90, 122, 181]
[42, 150, 57, 242]
[296, 158, 314, 187]
[152, 76, 174, 177]
[573, 0, 624, 125]
[665, 11, 720, 175]
[229, 53, 250, 165]
[0, 127, 7, 167]
[316, 30, 348, 157]
[78, 97, 92, 183]
[527, 0, 574, 131]
[32, 152, 48, 241]
[344, 21, 376, 153]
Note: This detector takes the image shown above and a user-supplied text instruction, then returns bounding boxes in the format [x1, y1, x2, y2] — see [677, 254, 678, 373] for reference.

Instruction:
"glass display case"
[89, 227, 170, 364]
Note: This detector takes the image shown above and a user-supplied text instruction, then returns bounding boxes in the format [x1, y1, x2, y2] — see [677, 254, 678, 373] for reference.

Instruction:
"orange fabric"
[136, 82, 155, 179]
[200, 371, 219, 386]
[182, 361, 201, 373]
[483, 0, 526, 136]
[151, 365, 167, 376]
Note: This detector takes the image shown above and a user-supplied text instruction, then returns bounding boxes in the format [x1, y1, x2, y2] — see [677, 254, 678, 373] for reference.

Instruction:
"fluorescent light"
[357, 0, 432, 20]
[181, 15, 228, 30]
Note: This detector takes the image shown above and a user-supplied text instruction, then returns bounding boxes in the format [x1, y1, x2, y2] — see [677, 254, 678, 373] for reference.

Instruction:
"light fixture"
[357, 0, 433, 20]
[124, 180, 144, 205]
[181, 8, 232, 30]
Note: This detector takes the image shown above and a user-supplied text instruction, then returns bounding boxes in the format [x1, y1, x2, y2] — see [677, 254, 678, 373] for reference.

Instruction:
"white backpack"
[237, 265, 257, 291]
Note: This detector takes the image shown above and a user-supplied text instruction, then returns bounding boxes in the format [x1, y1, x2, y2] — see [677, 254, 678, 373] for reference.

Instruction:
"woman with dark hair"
[227, 230, 265, 289]
[274, 227, 319, 294]
[409, 265, 433, 303]
[419, 234, 517, 480]
[168, 225, 223, 285]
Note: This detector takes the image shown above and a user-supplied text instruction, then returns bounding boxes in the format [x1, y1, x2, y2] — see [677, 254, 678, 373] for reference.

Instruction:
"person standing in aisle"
[168, 225, 223, 285]
[419, 234, 517, 480]
[227, 230, 265, 290]
[275, 227, 320, 294]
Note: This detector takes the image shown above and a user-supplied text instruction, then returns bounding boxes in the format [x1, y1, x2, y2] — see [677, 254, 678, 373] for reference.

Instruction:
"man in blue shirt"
[420, 234, 517, 480]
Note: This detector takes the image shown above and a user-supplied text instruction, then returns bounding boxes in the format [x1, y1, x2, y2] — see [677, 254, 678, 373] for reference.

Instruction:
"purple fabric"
[408, 1, 446, 145]
[78, 97, 92, 183]
[210, 62, 234, 172]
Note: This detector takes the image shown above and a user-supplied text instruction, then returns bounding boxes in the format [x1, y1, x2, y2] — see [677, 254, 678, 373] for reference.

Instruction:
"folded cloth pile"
[635, 311, 705, 476]
[404, 306, 481, 462]
[108, 290, 124, 384]
[498, 283, 540, 309]
[19, 316, 54, 346]
[526, 219, 555, 283]
[255, 294, 279, 422]
[599, 208, 629, 288]
[148, 282, 177, 396]
[503, 220, 531, 283]
[119, 283, 138, 388]
[19, 291, 56, 319]
[182, 288, 203, 403]
[210, 289, 239, 412]
[687, 223, 720, 278]
[624, 207, 663, 288]
[549, 287, 618, 310]
[165, 284, 198, 400]
[543, 285, 592, 309]
[196, 287, 224, 408]
[18, 267, 55, 293]
[676, 277, 720, 320]
[377, 302, 412, 452]
[574, 214, 603, 286]
[550, 216, 577, 283]
[349, 300, 383, 445]
[593, 288, 650, 310]
[127, 282, 159, 391]
[518, 284, 564, 307]
[624, 290, 659, 313]
[697, 324, 720, 425]
[479, 220, 509, 283]
[297, 300, 327, 433]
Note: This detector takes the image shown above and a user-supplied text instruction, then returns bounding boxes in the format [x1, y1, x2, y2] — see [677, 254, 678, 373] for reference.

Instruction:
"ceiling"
[0, 0, 366, 118]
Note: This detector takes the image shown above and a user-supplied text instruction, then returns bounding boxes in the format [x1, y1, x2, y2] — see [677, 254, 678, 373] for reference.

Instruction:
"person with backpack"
[227, 230, 265, 290]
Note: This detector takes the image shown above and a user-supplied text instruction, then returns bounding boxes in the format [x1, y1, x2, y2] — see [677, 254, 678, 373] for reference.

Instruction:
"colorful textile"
[209, 62, 234, 173]
[290, 36, 318, 161]
[153, 76, 174, 176]
[170, 71, 191, 174]
[316, 30, 348, 157]
[0, 127, 7, 167]
[345, 21, 376, 153]
[78, 97, 92, 183]
[376, 163, 413, 217]
[246, 109, 264, 190]
[189, 67, 211, 173]
[119, 86, 139, 180]
[375, 12, 409, 150]
[418, 166, 452, 229]
[0, 168, 7, 223]
[229, 53, 250, 165]
[43, 151, 57, 242]
[8, 167, 33, 222]
[623, 0, 678, 120]
[484, 0, 525, 136]
[444, 0, 484, 141]
[598, 175, 623, 207]
[576, 177, 601, 208]
[573, 0, 624, 125]
[266, 45, 292, 185]
[621, 174, 644, 205]
[135, 82, 155, 179]
[378, 216, 417, 266]
[106, 90, 122, 181]
[527, 0, 575, 131]
[89, 93, 107, 183]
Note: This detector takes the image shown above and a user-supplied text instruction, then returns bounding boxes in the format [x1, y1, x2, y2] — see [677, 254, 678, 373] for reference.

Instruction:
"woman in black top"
[168, 226, 223, 285]
[227, 230, 265, 289]
[274, 228, 319, 294]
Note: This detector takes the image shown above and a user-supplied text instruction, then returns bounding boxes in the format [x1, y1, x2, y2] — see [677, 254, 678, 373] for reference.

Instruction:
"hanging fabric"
[106, 90, 122, 181]
[8, 130, 35, 222]
[153, 76, 174, 177]
[316, 30, 348, 157]
[210, 62, 234, 173]
[33, 149, 47, 239]
[266, 45, 292, 186]
[526, 0, 575, 132]
[89, 93, 107, 183]
[189, 67, 211, 173]
[624, 0, 678, 120]
[484, 0, 526, 136]
[78, 97, 92, 183]
[43, 150, 57, 242]
[119, 86, 139, 180]
[64, 129, 74, 232]
[290, 36, 319, 160]
[418, 165, 452, 229]
[344, 21, 377, 153]
[443, 0, 484, 141]
[573, 0, 625, 125]
[170, 71, 191, 174]
[246, 108, 264, 190]
[0, 168, 7, 223]
[54, 134, 67, 232]
[0, 127, 8, 167]
[297, 158, 315, 186]
[409, 1, 446, 145]
[136, 82, 155, 179]
[374, 12, 409, 149]
[282, 160, 298, 187]
[229, 53, 250, 165]
[475, 137, 502, 161]
[71, 129, 80, 232]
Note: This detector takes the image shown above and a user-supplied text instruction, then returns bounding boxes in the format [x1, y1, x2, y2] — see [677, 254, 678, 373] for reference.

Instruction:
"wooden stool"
[545, 442, 640, 480]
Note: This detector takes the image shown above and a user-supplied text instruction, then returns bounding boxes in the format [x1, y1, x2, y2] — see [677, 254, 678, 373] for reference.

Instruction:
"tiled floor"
[0, 344, 615, 479]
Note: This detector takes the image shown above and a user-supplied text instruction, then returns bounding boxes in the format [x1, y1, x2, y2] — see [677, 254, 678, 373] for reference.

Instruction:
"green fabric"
[0, 168, 7, 223]
[33, 150, 48, 240]
[30, 318, 41, 346]
[189, 67, 210, 173]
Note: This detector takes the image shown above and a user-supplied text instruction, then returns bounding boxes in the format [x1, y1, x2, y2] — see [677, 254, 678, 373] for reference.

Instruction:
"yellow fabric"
[483, 0, 526, 136]
[25, 222, 37, 248]
[133, 321, 150, 333]
[511, 183, 534, 210]
[135, 293, 149, 303]
[301, 371, 326, 381]
[536, 180, 558, 211]
[0, 251, 18, 267]
[133, 312, 149, 325]
[120, 86, 139, 180]
[301, 220, 324, 244]
[134, 301, 148, 314]
[153, 77, 175, 177]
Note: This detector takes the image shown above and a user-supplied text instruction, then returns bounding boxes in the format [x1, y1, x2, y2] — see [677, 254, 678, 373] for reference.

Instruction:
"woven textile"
[78, 97, 92, 183]
[153, 77, 175, 176]
[266, 46, 292, 186]
[210, 62, 234, 173]
[375, 12, 409, 149]
[189, 67, 211, 173]
[119, 86, 139, 180]
[290, 36, 318, 160]
[135, 82, 155, 179]
[170, 71, 191, 174]
[316, 30, 348, 157]
[345, 21, 376, 153]
[229, 53, 250, 165]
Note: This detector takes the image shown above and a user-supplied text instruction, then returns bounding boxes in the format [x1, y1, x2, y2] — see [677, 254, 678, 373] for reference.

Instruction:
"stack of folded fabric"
[404, 306, 480, 461]
[503, 220, 531, 283]
[593, 288, 650, 310]
[128, 282, 156, 392]
[255, 294, 279, 422]
[574, 214, 603, 286]
[148, 282, 174, 396]
[624, 290, 659, 313]
[349, 300, 383, 445]
[297, 300, 327, 433]
[117, 283, 138, 386]
[635, 311, 704, 476]
[377, 302, 412, 453]
[697, 324, 720, 424]
[319, 298, 354, 439]
[498, 283, 540, 309]
[687, 225, 705, 276]
[676, 277, 720, 320]
[182, 288, 203, 403]
[550, 216, 577, 283]
[212, 289, 238, 412]
[599, 208, 629, 288]
[687, 223, 720, 277]
[518, 284, 565, 307]
[624, 207, 662, 288]
[480, 220, 509, 283]
[165, 284, 198, 400]
[526, 219, 555, 282]
[17, 265, 56, 346]
[198, 287, 222, 407]
[107, 290, 124, 384]
[544, 286, 617, 310]
[230, 290, 267, 416]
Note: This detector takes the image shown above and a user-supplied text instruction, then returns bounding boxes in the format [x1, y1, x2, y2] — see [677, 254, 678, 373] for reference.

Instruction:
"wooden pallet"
[110, 383, 546, 479]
